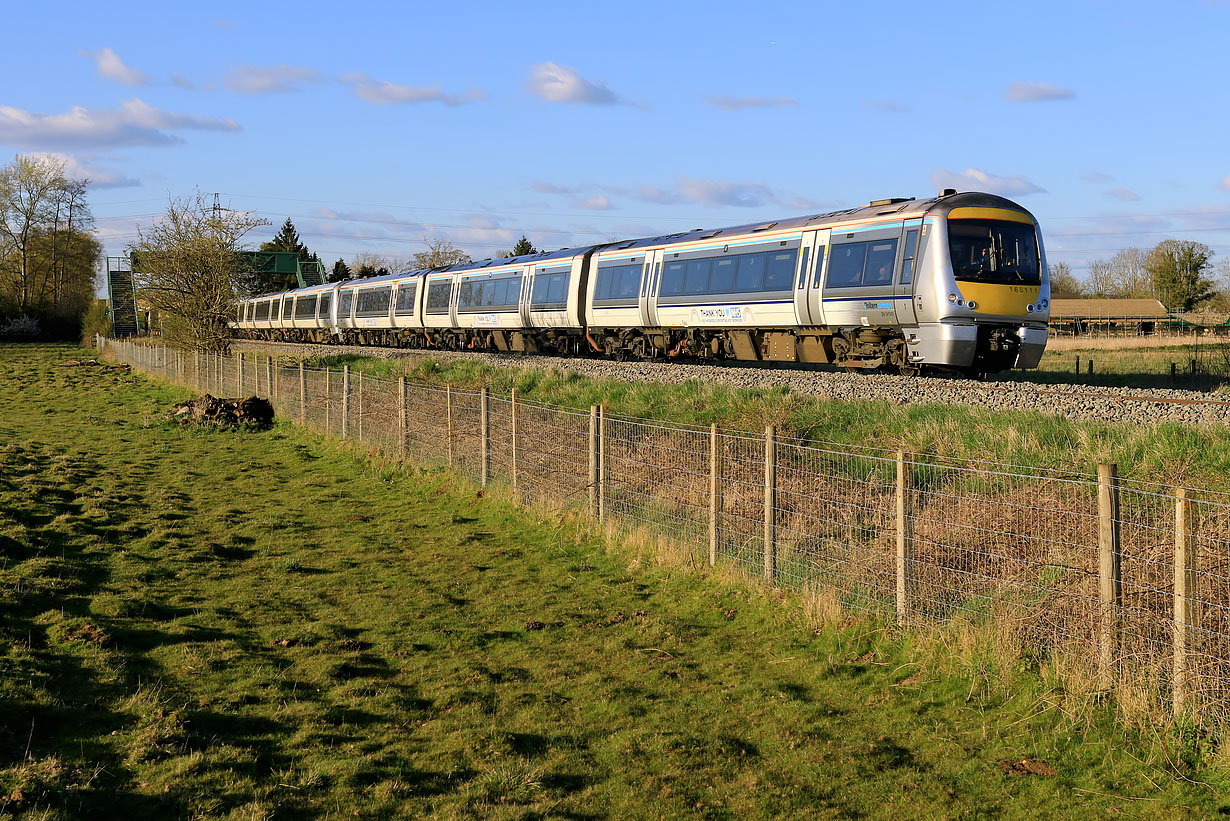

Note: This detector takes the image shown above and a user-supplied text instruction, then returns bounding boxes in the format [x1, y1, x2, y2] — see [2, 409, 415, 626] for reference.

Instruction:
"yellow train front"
[906, 191, 1049, 376]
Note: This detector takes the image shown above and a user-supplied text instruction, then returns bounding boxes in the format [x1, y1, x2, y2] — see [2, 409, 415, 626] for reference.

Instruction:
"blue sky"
[4, 0, 1230, 280]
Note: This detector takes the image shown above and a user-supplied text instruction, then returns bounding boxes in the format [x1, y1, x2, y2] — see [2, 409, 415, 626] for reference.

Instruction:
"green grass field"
[3, 342, 1229, 818]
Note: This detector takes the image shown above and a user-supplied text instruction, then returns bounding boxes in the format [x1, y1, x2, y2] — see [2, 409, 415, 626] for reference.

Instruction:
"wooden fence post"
[764, 425, 777, 584]
[399, 376, 408, 461]
[342, 365, 350, 439]
[1098, 462, 1122, 688]
[237, 352, 244, 395]
[896, 450, 915, 623]
[598, 404, 607, 523]
[268, 357, 275, 400]
[709, 423, 719, 567]
[299, 362, 306, 426]
[1174, 488, 1199, 716]
[588, 405, 598, 518]
[357, 371, 364, 441]
[511, 388, 519, 497]
[480, 387, 489, 487]
[325, 366, 331, 434]
[254, 354, 261, 395]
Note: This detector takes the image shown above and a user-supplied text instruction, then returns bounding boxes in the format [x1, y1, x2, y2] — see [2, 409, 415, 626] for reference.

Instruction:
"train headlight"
[948, 293, 958, 303]
[967, 300, 977, 310]
[1026, 304, 1035, 312]
[1040, 298, 1049, 309]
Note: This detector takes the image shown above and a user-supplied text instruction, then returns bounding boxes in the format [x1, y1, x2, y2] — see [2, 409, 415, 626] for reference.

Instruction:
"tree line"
[1049, 240, 1228, 312]
[0, 155, 101, 339]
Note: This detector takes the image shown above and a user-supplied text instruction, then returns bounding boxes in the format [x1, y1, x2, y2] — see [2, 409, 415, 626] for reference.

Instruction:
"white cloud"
[1218, 176, 1230, 193]
[930, 168, 1046, 197]
[0, 99, 241, 149]
[171, 74, 195, 91]
[1105, 188, 1140, 201]
[1082, 171, 1113, 183]
[225, 65, 323, 94]
[1005, 82, 1075, 102]
[575, 195, 612, 210]
[526, 62, 621, 105]
[80, 48, 152, 87]
[702, 94, 798, 111]
[339, 73, 482, 106]
[678, 179, 776, 208]
[21, 151, 138, 188]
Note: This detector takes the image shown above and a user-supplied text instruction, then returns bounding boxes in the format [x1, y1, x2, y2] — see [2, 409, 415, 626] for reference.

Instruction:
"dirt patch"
[999, 757, 1057, 777]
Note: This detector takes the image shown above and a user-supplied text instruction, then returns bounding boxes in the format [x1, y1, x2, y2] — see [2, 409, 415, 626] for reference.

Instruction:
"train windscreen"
[948, 220, 1040, 285]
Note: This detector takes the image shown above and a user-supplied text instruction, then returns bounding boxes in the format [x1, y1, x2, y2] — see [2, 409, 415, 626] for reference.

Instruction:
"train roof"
[239, 191, 1038, 301]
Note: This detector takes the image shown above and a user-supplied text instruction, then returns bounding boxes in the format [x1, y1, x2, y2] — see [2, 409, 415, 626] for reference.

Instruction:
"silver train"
[233, 190, 1050, 376]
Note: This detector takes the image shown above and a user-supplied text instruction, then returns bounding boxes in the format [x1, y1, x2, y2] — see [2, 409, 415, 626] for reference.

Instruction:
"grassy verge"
[3, 342, 1228, 818]
[290, 349, 1230, 491]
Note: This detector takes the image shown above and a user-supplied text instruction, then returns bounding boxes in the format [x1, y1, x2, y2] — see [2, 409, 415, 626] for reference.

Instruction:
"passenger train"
[233, 190, 1050, 376]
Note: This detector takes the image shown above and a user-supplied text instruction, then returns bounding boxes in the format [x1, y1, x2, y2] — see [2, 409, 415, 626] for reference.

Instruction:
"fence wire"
[103, 338, 1230, 726]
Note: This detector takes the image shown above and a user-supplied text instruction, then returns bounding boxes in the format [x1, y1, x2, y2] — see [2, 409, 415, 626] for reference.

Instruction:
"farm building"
[1048, 298, 1171, 337]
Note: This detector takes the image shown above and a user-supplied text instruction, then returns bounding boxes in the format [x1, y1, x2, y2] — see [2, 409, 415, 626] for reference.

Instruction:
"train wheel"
[898, 364, 921, 377]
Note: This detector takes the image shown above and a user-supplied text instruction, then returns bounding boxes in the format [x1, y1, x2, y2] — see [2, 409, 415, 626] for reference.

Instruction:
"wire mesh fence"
[101, 337, 1230, 726]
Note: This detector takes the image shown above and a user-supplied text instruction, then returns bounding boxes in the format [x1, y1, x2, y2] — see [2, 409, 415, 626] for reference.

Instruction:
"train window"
[295, 295, 318, 319]
[948, 219, 1040, 284]
[684, 259, 711, 294]
[764, 250, 797, 291]
[796, 247, 810, 289]
[318, 292, 331, 319]
[395, 283, 417, 314]
[547, 273, 567, 304]
[660, 261, 686, 296]
[356, 286, 392, 316]
[811, 247, 827, 288]
[865, 240, 898, 286]
[531, 272, 568, 309]
[339, 290, 355, 317]
[255, 300, 271, 321]
[272, 299, 282, 321]
[901, 230, 919, 285]
[458, 281, 474, 308]
[617, 266, 640, 299]
[425, 281, 452, 314]
[827, 243, 868, 287]
[734, 253, 766, 292]
[709, 258, 736, 293]
[282, 296, 293, 318]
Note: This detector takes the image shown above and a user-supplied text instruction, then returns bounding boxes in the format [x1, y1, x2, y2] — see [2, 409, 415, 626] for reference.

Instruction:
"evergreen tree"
[260, 217, 312, 263]
[511, 235, 535, 257]
[330, 258, 351, 283]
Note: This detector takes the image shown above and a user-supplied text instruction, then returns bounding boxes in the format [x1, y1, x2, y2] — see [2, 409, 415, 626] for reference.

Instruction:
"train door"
[642, 248, 664, 327]
[894, 220, 923, 326]
[519, 270, 533, 328]
[793, 231, 820, 325]
[807, 229, 831, 327]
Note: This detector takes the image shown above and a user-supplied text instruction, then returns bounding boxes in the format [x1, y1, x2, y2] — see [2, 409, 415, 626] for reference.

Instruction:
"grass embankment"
[2, 343, 1228, 818]
[1022, 341, 1230, 391]
[298, 349, 1230, 491]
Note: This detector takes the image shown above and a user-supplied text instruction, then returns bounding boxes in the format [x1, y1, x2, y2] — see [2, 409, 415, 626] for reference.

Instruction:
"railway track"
[233, 339, 1230, 427]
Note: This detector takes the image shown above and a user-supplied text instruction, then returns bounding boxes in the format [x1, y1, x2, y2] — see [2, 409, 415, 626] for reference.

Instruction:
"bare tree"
[412, 237, 471, 270]
[1047, 261, 1083, 298]
[0, 155, 100, 334]
[129, 192, 268, 352]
